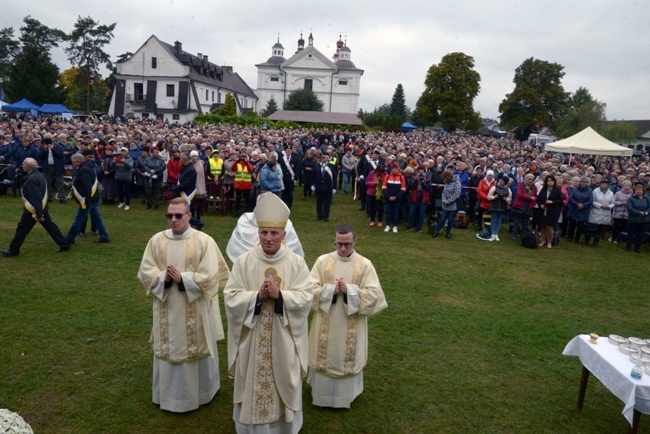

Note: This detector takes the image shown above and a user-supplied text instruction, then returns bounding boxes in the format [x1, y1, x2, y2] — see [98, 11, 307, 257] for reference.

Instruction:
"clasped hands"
[334, 277, 347, 295]
[259, 277, 280, 300]
[165, 264, 182, 283]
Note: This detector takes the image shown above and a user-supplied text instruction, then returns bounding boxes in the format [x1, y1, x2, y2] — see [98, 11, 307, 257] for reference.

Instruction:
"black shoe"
[358, 208, 365, 211]
[432, 232, 439, 238]
[317, 216, 323, 220]
[406, 227, 412, 231]
[146, 205, 152, 209]
[0, 249, 19, 257]
[415, 229, 422, 233]
[141, 200, 146, 204]
[324, 218, 329, 222]
[93, 238, 111, 243]
[56, 246, 71, 253]
[194, 221, 205, 231]
[446, 232, 452, 239]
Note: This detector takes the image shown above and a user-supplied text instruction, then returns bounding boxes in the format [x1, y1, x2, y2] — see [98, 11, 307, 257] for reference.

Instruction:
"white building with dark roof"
[255, 33, 363, 115]
[108, 35, 258, 123]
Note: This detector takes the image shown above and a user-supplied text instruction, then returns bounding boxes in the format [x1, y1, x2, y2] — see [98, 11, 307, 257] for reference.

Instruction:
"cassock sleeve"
[138, 235, 170, 301]
[344, 284, 360, 315]
[357, 260, 388, 317]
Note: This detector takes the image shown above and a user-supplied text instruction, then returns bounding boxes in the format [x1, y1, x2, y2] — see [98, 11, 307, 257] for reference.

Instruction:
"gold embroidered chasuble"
[308, 251, 387, 378]
[224, 244, 314, 426]
[138, 228, 230, 363]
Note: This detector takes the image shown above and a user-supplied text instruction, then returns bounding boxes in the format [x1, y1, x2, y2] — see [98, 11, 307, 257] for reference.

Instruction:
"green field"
[0, 192, 647, 433]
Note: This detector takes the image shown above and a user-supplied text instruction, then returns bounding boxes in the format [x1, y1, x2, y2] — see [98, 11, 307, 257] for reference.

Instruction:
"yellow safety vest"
[209, 157, 224, 178]
[234, 162, 252, 183]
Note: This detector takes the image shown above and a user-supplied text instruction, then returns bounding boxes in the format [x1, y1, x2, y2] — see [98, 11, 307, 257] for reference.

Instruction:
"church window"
[304, 79, 313, 90]
[206, 90, 209, 100]
[338, 80, 348, 85]
[270, 77, 279, 82]
[151, 57, 157, 69]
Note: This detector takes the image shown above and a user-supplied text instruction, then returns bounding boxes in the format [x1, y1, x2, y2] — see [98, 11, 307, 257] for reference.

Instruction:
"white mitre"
[254, 192, 290, 228]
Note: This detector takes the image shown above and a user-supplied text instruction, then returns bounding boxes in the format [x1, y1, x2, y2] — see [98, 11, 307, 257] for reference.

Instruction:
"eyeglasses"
[334, 242, 354, 248]
[165, 212, 188, 220]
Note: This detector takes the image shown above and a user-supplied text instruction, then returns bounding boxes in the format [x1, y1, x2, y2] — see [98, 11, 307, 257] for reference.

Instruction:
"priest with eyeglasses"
[137, 197, 230, 412]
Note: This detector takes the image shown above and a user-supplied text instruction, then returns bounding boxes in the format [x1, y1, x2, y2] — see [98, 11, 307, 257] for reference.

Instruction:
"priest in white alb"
[137, 197, 230, 412]
[224, 193, 314, 433]
[308, 223, 387, 408]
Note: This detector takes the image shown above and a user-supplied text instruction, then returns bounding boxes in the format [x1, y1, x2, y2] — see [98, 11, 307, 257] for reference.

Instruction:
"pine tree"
[283, 88, 323, 111]
[223, 92, 237, 116]
[262, 96, 279, 116]
[390, 84, 407, 122]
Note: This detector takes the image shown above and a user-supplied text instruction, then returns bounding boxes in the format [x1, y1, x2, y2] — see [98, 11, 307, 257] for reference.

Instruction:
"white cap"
[190, 150, 199, 157]
[486, 170, 494, 176]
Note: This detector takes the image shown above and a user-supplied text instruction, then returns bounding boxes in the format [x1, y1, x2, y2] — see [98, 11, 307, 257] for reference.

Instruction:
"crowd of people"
[1, 115, 649, 254]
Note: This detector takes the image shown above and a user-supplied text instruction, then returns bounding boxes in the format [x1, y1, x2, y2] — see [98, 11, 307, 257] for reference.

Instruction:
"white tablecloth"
[563, 334, 650, 425]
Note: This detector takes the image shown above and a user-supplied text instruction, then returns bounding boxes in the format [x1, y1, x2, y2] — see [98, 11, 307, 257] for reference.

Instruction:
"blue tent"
[402, 122, 418, 131]
[1, 98, 40, 112]
[38, 103, 76, 114]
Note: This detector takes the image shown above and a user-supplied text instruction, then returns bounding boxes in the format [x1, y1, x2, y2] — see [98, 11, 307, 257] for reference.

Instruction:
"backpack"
[521, 230, 538, 249]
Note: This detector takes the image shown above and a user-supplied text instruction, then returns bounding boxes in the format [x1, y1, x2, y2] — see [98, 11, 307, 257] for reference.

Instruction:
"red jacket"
[477, 178, 496, 210]
[167, 158, 182, 185]
[231, 160, 254, 190]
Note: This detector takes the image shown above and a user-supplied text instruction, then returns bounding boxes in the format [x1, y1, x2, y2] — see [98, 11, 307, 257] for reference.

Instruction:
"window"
[304, 79, 313, 90]
[212, 91, 215, 102]
[134, 83, 144, 101]
[172, 114, 180, 120]
[151, 57, 157, 69]
[166, 84, 174, 97]
[206, 90, 209, 100]
[218, 92, 221, 103]
[270, 77, 279, 82]
[338, 80, 348, 85]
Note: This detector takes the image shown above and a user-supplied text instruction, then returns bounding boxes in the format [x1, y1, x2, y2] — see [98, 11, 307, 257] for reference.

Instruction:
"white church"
[255, 33, 364, 115]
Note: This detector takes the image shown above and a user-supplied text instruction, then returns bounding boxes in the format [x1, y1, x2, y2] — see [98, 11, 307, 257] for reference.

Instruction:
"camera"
[418, 174, 426, 182]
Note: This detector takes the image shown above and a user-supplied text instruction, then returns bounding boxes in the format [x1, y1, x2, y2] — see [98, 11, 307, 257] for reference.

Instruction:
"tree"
[261, 95, 279, 116]
[282, 88, 324, 111]
[5, 44, 61, 104]
[499, 57, 570, 138]
[601, 121, 637, 144]
[390, 84, 407, 122]
[223, 92, 237, 116]
[555, 86, 607, 139]
[0, 27, 20, 83]
[66, 16, 116, 113]
[415, 52, 481, 132]
[19, 16, 66, 50]
[4, 16, 65, 104]
[59, 67, 108, 112]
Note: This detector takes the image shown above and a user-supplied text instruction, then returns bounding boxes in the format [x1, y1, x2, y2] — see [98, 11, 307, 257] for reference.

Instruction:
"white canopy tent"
[545, 127, 633, 163]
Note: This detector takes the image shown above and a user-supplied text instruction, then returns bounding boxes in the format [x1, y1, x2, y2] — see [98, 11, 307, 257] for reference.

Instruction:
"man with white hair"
[1, 158, 71, 256]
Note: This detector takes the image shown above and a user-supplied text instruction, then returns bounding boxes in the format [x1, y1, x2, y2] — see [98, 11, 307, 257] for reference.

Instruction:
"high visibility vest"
[330, 155, 338, 166]
[234, 162, 252, 190]
[209, 157, 223, 178]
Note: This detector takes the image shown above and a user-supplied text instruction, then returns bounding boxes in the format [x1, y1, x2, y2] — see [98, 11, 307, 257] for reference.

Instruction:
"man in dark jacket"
[143, 146, 166, 210]
[1, 158, 71, 256]
[172, 152, 204, 230]
[312, 151, 337, 222]
[65, 150, 110, 244]
[39, 136, 67, 203]
[277, 145, 301, 209]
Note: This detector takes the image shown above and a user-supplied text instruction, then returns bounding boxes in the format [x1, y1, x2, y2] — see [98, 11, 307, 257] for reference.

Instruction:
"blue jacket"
[567, 186, 593, 222]
[627, 194, 650, 224]
[39, 143, 66, 175]
[260, 164, 282, 194]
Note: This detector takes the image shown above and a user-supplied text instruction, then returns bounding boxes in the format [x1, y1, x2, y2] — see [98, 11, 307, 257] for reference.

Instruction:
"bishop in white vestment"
[308, 224, 387, 408]
[224, 193, 314, 433]
[138, 198, 230, 412]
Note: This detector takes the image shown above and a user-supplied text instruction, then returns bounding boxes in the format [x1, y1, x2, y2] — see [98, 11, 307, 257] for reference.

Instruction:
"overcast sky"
[3, 0, 649, 121]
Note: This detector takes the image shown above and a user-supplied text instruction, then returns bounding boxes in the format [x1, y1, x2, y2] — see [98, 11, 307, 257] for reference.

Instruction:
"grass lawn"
[0, 191, 648, 433]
